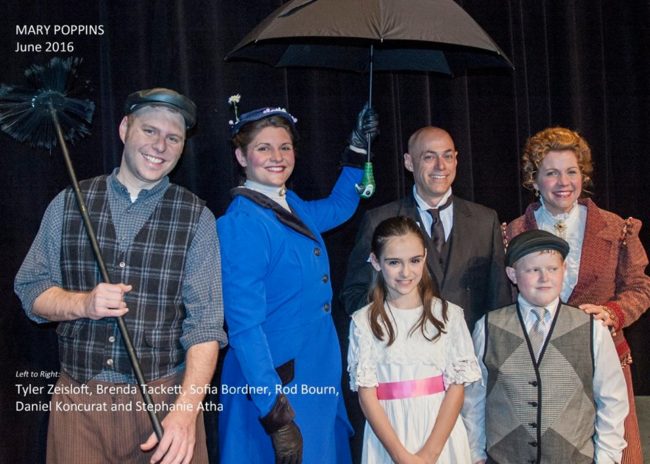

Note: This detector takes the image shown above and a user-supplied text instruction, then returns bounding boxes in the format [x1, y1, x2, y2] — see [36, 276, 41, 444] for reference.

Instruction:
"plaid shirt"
[15, 170, 227, 383]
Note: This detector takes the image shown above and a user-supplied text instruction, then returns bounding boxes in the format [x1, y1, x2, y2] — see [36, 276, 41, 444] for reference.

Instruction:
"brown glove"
[260, 394, 303, 464]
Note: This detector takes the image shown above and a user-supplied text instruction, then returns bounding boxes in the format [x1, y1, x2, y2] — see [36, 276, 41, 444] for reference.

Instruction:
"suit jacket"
[341, 194, 512, 331]
[506, 198, 650, 359]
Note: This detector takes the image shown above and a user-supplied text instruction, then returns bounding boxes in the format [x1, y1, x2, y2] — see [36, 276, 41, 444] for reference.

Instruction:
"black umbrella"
[226, 0, 513, 197]
[226, 0, 512, 75]
[0, 58, 164, 440]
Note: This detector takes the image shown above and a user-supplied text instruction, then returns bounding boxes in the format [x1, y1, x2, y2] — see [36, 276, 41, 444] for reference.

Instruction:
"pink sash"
[376, 375, 445, 400]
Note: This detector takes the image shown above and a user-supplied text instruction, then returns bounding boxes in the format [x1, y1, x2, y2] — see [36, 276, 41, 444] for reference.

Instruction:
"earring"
[534, 189, 540, 198]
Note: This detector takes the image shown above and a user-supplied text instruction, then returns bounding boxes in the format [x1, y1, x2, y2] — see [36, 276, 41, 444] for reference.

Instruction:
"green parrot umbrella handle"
[355, 161, 375, 199]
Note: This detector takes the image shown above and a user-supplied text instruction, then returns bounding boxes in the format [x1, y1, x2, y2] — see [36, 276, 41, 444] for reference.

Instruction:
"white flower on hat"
[228, 94, 241, 124]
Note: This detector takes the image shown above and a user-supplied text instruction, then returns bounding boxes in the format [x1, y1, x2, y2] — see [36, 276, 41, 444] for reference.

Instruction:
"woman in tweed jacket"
[504, 127, 650, 464]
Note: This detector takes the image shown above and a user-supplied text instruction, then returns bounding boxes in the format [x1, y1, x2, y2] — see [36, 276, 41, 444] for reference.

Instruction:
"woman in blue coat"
[217, 103, 378, 463]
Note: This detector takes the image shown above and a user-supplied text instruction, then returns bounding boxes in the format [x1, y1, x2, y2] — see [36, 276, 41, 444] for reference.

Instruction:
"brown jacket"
[505, 198, 650, 360]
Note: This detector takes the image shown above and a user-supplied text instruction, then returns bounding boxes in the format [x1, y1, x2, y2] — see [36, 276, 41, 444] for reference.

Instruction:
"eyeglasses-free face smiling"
[404, 128, 457, 207]
[370, 232, 427, 308]
[117, 106, 186, 194]
[534, 149, 583, 215]
[235, 126, 295, 188]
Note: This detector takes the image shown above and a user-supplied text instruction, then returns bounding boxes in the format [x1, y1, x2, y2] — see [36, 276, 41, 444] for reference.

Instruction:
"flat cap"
[229, 107, 297, 137]
[505, 229, 569, 267]
[124, 88, 197, 129]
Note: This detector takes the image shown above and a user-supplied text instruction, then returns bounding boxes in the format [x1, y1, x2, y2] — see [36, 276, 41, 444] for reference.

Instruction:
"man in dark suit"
[341, 126, 512, 330]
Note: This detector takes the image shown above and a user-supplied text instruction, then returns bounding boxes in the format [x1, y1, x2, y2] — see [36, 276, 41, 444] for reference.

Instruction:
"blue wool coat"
[217, 167, 361, 463]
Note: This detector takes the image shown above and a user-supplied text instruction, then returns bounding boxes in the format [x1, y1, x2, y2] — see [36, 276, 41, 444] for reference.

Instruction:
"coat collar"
[232, 187, 319, 242]
[524, 198, 615, 300]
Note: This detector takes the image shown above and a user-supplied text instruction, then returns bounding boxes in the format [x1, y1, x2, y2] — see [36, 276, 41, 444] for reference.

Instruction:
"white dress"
[348, 300, 481, 463]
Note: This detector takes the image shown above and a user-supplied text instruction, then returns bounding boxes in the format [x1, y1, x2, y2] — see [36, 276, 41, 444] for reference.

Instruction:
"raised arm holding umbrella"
[217, 97, 377, 463]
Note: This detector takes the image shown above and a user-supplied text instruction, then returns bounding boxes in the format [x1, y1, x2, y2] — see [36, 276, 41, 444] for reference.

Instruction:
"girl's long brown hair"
[368, 216, 448, 346]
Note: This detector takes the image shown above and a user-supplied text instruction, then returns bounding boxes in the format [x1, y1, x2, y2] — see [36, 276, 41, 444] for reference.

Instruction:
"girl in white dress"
[348, 216, 481, 463]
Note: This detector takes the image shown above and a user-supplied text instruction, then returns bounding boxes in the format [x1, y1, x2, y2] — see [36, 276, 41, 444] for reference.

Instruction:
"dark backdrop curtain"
[1, 1, 648, 462]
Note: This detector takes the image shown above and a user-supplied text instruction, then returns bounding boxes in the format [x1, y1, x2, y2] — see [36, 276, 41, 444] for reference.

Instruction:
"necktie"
[429, 208, 444, 253]
[529, 307, 547, 360]
[427, 196, 452, 253]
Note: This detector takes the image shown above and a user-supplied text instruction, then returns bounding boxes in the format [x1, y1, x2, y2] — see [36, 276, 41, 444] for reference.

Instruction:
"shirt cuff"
[180, 325, 228, 350]
[21, 282, 55, 324]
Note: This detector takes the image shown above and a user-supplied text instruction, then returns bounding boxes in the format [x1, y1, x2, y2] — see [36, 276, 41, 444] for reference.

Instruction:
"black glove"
[348, 103, 379, 154]
[260, 394, 303, 464]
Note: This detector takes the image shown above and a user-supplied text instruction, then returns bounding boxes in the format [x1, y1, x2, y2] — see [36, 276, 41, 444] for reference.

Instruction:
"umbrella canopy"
[226, 0, 513, 198]
[226, 0, 513, 75]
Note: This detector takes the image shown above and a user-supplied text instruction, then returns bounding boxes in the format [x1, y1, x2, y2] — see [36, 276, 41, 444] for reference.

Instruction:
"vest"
[58, 176, 204, 383]
[484, 303, 595, 464]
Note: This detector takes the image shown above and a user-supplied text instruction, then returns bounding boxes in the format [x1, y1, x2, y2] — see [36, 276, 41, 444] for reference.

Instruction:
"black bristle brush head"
[0, 57, 95, 149]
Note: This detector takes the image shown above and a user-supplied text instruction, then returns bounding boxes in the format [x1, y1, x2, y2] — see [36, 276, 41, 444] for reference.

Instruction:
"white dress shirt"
[462, 295, 628, 464]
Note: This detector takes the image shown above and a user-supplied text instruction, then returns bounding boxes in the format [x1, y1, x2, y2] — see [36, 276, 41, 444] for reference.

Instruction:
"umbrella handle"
[354, 162, 375, 199]
[356, 45, 376, 198]
[50, 105, 164, 441]
[354, 45, 376, 199]
[367, 43, 374, 164]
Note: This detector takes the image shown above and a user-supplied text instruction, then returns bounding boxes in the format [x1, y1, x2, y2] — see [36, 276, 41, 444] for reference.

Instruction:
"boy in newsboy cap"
[462, 230, 628, 464]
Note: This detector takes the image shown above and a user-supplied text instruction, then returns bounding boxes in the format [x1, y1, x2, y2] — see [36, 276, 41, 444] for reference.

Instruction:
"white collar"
[244, 180, 290, 210]
[537, 199, 581, 238]
[413, 185, 452, 210]
[518, 295, 559, 320]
